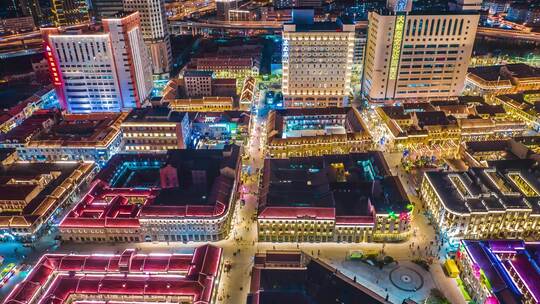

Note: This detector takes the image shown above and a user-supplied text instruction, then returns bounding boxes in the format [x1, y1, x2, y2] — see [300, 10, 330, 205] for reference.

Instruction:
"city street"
[214, 97, 267, 303]
[361, 107, 393, 151]
[0, 97, 466, 304]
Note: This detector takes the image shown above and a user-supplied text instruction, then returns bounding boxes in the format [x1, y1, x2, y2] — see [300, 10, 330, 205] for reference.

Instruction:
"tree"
[383, 255, 395, 265]
[425, 288, 451, 304]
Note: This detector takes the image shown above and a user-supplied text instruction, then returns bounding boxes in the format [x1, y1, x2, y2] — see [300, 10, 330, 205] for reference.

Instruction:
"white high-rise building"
[41, 12, 153, 113]
[103, 12, 153, 108]
[282, 11, 355, 108]
[362, 11, 479, 102]
[124, 0, 172, 75]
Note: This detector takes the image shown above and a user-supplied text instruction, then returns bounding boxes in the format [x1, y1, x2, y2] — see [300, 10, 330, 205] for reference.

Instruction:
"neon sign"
[389, 15, 404, 80]
[45, 45, 62, 86]
[399, 212, 410, 221]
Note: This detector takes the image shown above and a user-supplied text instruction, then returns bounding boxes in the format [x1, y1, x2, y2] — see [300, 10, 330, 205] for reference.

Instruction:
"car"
[0, 263, 16, 287]
[348, 250, 363, 260]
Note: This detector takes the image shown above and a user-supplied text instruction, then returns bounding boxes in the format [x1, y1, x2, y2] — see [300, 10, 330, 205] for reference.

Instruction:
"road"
[476, 27, 540, 42]
[3, 22, 539, 59]
[167, 19, 540, 43]
[169, 19, 368, 33]
[0, 23, 90, 58]
[361, 106, 393, 151]
[0, 23, 91, 43]
[213, 81, 267, 303]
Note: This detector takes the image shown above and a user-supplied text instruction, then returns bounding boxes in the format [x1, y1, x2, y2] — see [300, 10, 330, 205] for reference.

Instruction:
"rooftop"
[248, 251, 391, 304]
[460, 240, 540, 304]
[0, 161, 93, 230]
[424, 159, 540, 215]
[468, 65, 512, 82]
[259, 152, 409, 222]
[502, 64, 540, 79]
[496, 91, 540, 116]
[463, 140, 513, 153]
[0, 109, 126, 147]
[124, 107, 188, 123]
[60, 146, 240, 228]
[376, 98, 525, 140]
[475, 104, 506, 116]
[293, 21, 344, 32]
[415, 111, 450, 126]
[29, 112, 126, 147]
[183, 70, 214, 78]
[3, 245, 222, 304]
[461, 139, 534, 164]
[468, 64, 540, 82]
[0, 109, 58, 144]
[0, 148, 16, 163]
[123, 107, 249, 126]
[268, 107, 370, 141]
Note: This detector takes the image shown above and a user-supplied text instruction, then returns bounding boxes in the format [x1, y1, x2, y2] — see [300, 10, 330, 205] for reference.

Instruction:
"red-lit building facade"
[3, 245, 222, 304]
[59, 146, 241, 242]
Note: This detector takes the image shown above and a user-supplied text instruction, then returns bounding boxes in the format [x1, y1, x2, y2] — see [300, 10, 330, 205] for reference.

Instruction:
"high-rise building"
[20, 0, 43, 26]
[124, 0, 172, 75]
[353, 28, 367, 82]
[228, 9, 252, 21]
[362, 10, 479, 102]
[51, 0, 90, 26]
[216, 0, 238, 20]
[1, 0, 42, 26]
[91, 0, 124, 21]
[41, 12, 153, 113]
[282, 10, 355, 107]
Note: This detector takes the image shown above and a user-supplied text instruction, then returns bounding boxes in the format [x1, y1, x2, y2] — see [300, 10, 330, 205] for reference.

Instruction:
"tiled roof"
[3, 245, 222, 304]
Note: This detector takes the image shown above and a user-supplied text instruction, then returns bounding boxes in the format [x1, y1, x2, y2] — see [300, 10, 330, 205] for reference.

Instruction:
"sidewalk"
[430, 262, 466, 304]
